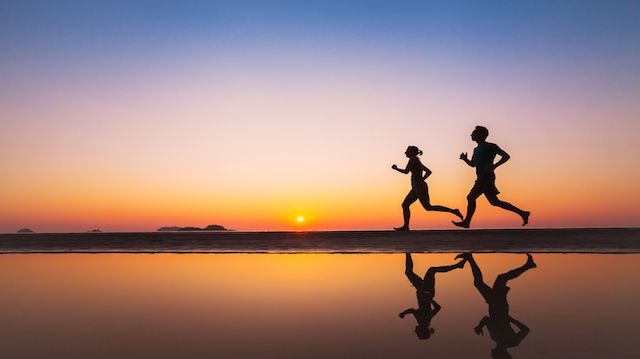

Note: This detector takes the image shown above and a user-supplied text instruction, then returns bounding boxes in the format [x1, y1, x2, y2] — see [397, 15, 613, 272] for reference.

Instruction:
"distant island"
[17, 228, 35, 233]
[157, 224, 228, 232]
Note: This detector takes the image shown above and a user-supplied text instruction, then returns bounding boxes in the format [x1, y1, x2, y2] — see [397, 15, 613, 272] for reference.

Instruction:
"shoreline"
[1, 227, 638, 254]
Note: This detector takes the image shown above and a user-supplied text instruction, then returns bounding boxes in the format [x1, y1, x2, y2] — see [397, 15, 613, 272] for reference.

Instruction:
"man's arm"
[509, 316, 530, 344]
[459, 152, 475, 167]
[492, 145, 510, 170]
[474, 316, 489, 335]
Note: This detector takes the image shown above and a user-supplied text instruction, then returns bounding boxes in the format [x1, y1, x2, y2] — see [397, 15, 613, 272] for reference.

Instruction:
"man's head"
[471, 126, 489, 142]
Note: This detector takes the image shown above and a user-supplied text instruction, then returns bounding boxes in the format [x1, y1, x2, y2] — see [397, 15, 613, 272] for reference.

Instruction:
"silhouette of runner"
[399, 253, 466, 339]
[457, 253, 536, 358]
[392, 146, 462, 231]
[453, 126, 530, 228]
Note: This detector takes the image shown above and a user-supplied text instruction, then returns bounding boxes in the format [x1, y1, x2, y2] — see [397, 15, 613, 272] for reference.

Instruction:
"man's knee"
[486, 195, 501, 205]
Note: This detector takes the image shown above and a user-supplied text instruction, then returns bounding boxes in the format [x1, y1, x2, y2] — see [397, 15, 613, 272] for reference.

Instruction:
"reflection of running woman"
[392, 146, 462, 231]
[453, 126, 530, 228]
[457, 253, 536, 358]
[399, 253, 465, 340]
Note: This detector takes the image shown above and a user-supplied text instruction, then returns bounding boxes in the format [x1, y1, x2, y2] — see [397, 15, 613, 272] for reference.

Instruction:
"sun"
[296, 216, 304, 223]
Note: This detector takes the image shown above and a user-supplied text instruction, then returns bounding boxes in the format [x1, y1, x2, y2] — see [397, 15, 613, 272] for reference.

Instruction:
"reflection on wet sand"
[399, 253, 465, 339]
[460, 253, 536, 358]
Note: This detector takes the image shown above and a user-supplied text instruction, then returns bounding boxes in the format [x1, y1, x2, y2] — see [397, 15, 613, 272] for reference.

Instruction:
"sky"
[1, 1, 639, 232]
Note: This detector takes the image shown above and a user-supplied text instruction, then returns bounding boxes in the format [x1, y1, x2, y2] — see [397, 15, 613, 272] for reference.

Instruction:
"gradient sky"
[1, 1, 639, 232]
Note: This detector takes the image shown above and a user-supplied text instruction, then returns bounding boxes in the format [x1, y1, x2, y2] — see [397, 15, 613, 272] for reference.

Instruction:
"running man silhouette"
[453, 126, 530, 228]
[392, 146, 463, 231]
[457, 253, 536, 359]
[399, 253, 466, 339]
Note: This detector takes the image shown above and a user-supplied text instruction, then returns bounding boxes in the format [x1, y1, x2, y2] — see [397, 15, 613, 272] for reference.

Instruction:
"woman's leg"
[404, 253, 423, 288]
[417, 185, 463, 219]
[396, 190, 418, 230]
[493, 254, 536, 289]
[422, 260, 466, 290]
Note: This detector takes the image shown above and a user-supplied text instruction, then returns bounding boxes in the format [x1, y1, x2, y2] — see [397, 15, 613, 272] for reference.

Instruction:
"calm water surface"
[1, 254, 638, 358]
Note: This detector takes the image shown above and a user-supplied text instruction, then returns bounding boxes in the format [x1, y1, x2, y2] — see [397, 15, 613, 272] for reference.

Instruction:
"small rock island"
[157, 224, 228, 232]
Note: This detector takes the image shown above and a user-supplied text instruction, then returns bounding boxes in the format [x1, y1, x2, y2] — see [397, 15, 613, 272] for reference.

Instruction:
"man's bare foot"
[394, 226, 409, 231]
[525, 253, 537, 268]
[452, 221, 469, 229]
[453, 209, 464, 220]
[522, 211, 530, 226]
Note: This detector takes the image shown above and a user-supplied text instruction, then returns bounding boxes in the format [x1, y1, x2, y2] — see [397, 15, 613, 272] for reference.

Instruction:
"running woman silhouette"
[453, 126, 530, 228]
[392, 146, 462, 231]
[399, 253, 466, 340]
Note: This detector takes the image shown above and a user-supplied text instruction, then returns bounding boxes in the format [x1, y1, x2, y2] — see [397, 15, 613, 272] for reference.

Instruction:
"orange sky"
[1, 2, 639, 232]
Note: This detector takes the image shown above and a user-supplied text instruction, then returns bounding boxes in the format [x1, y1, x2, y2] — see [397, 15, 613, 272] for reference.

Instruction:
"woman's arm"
[392, 161, 411, 174]
[422, 164, 432, 180]
[430, 300, 441, 316]
[399, 308, 416, 318]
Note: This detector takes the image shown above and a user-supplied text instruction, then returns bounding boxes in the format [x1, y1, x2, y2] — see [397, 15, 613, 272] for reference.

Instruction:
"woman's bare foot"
[455, 253, 472, 260]
[452, 221, 469, 228]
[521, 211, 530, 226]
[525, 253, 537, 268]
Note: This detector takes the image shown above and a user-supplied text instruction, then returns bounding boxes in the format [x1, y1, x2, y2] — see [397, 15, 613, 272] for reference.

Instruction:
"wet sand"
[0, 227, 638, 253]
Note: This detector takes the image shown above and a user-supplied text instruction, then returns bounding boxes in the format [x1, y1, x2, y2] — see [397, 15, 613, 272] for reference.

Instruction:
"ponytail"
[406, 146, 422, 157]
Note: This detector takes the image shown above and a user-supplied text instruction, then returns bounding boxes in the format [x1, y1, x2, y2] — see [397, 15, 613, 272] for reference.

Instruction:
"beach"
[1, 228, 638, 254]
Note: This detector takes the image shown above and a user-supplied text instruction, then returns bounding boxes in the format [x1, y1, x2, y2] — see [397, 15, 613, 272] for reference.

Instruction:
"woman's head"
[415, 325, 435, 340]
[405, 146, 423, 158]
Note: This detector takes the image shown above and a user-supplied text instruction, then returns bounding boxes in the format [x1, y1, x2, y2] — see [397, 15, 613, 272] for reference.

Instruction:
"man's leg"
[493, 254, 536, 289]
[485, 193, 530, 226]
[453, 189, 481, 228]
[458, 253, 492, 300]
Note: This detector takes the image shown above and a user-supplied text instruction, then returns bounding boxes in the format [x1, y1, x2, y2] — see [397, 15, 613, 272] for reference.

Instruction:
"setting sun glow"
[296, 216, 304, 223]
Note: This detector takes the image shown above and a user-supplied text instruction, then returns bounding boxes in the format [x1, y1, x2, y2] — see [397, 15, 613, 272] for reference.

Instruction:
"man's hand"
[459, 152, 468, 161]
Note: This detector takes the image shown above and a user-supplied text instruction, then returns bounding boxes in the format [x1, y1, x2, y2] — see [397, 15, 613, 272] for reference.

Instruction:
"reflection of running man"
[453, 126, 530, 228]
[458, 253, 536, 358]
[399, 253, 465, 339]
[392, 146, 462, 231]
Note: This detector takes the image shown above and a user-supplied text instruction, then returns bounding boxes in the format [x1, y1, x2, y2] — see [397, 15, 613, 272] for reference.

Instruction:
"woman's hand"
[392, 164, 398, 170]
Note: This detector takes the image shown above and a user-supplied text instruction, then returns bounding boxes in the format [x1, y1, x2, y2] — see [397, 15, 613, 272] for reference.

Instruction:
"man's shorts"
[469, 171, 500, 197]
